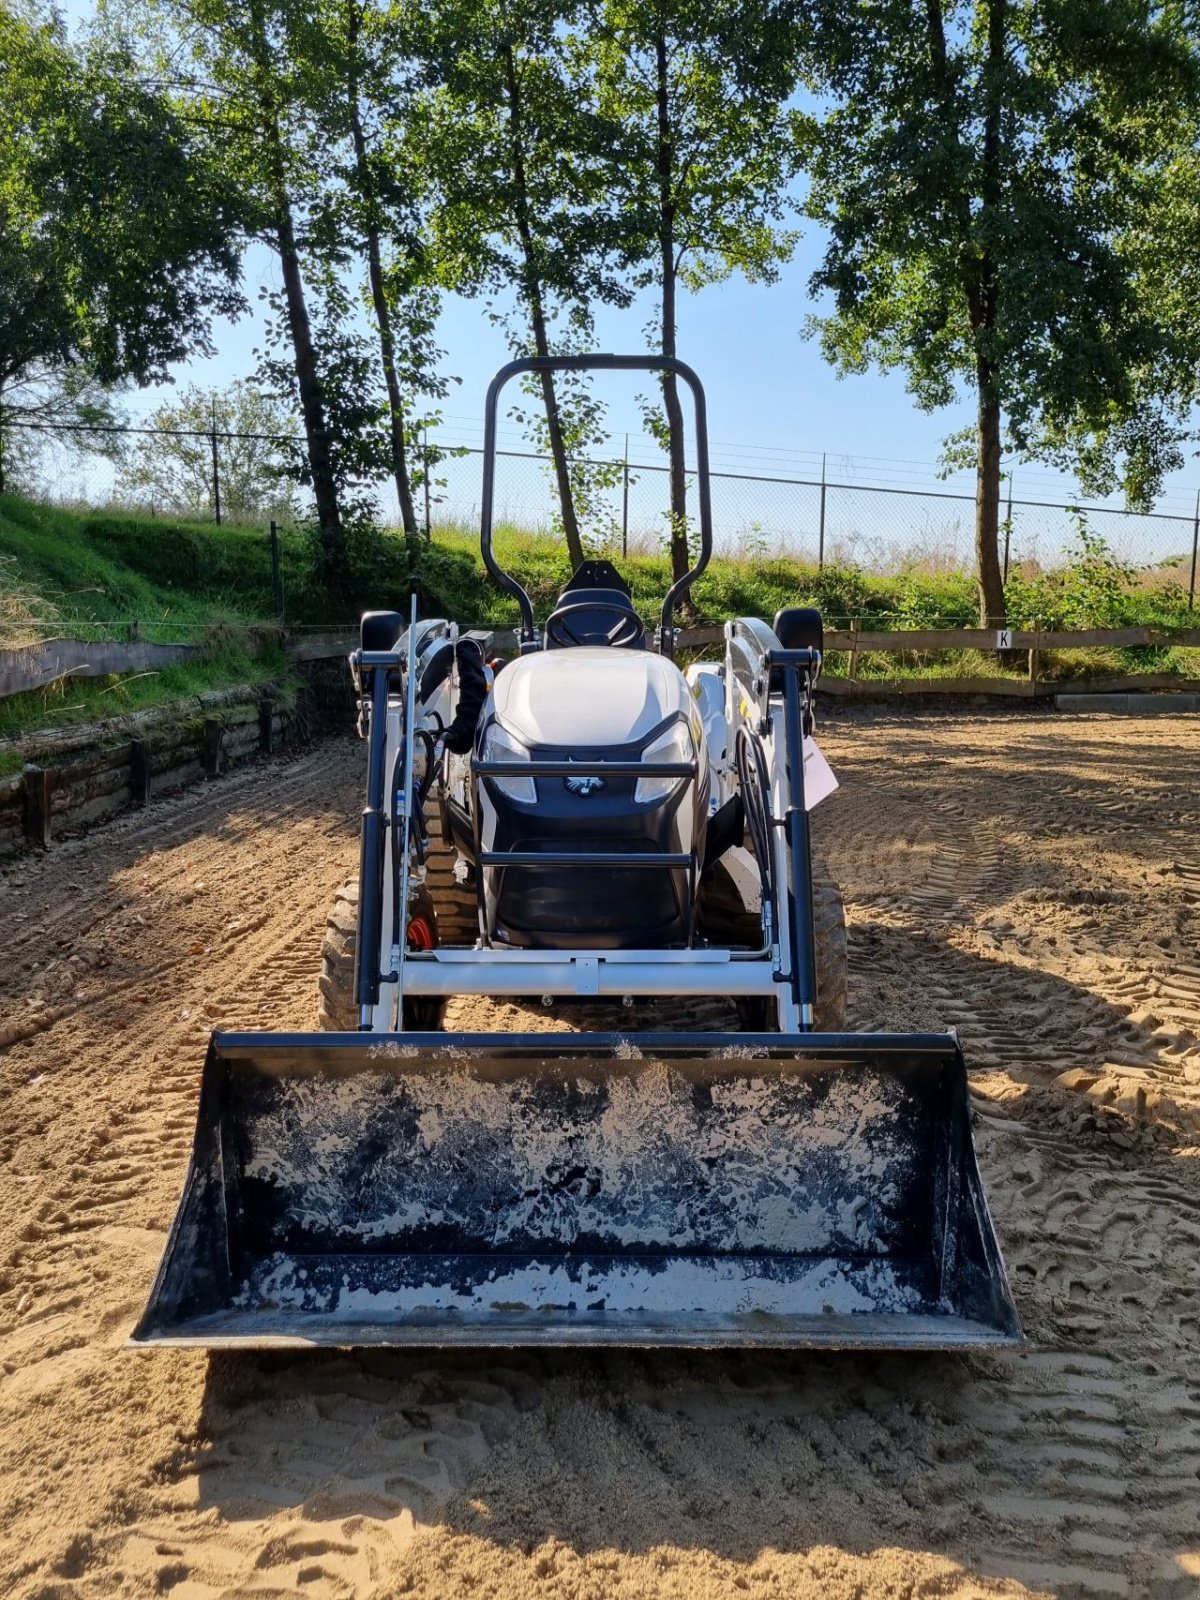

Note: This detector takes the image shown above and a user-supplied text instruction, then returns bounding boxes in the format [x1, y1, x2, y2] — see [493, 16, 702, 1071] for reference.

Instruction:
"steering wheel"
[545, 600, 645, 649]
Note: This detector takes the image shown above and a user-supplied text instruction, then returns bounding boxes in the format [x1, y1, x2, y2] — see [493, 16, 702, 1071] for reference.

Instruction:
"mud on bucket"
[131, 1030, 1021, 1350]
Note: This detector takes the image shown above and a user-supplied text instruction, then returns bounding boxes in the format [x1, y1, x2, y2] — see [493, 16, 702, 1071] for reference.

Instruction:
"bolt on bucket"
[131, 1030, 1021, 1350]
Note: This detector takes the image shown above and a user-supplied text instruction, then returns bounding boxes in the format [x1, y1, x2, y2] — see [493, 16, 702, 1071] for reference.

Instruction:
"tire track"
[4, 712, 1200, 1600]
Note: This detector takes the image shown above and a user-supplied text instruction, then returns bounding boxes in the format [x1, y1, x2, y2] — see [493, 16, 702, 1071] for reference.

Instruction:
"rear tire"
[424, 795, 480, 945]
[317, 880, 447, 1032]
[731, 880, 847, 1033]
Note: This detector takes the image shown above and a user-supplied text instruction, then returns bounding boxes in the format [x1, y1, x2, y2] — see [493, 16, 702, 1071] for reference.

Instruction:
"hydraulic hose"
[734, 724, 774, 921]
[389, 728, 437, 949]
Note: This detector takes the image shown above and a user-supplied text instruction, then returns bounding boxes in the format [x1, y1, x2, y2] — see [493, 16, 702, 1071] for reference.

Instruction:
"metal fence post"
[1003, 474, 1013, 582]
[423, 425, 432, 537]
[817, 453, 827, 569]
[1190, 490, 1199, 611]
[210, 395, 222, 525]
[269, 520, 283, 623]
[622, 433, 630, 559]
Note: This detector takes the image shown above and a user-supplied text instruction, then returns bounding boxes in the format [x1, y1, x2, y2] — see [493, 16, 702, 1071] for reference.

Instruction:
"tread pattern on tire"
[424, 799, 480, 946]
[317, 881, 359, 1032]
[318, 880, 447, 1031]
[810, 879, 848, 1031]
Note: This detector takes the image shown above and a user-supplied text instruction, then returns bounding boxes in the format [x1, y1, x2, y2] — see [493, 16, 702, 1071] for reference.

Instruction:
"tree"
[285, 0, 452, 538]
[414, 0, 630, 567]
[0, 3, 243, 451]
[593, 0, 805, 582]
[0, 367, 125, 497]
[804, 0, 1200, 626]
[116, 381, 300, 521]
[130, 0, 357, 572]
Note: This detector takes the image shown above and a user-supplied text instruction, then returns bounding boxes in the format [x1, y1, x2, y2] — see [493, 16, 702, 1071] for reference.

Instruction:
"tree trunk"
[973, 0, 1007, 629]
[656, 30, 688, 585]
[975, 373, 1006, 627]
[501, 45, 585, 569]
[248, 0, 342, 575]
[346, 14, 417, 535]
[275, 193, 343, 575]
[926, 0, 1008, 629]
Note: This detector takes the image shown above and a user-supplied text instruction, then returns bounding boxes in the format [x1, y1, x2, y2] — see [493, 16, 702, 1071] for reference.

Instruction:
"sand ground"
[1, 706, 1198, 1599]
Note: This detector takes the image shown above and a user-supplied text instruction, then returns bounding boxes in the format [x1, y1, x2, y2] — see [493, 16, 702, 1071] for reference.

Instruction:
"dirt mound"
[2, 714, 1199, 1598]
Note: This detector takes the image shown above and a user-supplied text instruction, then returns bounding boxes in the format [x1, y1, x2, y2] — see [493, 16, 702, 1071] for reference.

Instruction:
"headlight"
[635, 721, 694, 804]
[480, 722, 536, 803]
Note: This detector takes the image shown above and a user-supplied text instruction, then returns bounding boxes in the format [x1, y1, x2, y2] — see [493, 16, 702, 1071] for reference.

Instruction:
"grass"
[0, 494, 308, 749]
[417, 520, 1199, 685]
[0, 495, 1196, 749]
[0, 639, 294, 771]
[0, 494, 318, 644]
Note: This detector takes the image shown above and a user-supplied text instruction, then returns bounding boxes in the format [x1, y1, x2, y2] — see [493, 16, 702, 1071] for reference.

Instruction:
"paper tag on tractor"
[803, 738, 838, 810]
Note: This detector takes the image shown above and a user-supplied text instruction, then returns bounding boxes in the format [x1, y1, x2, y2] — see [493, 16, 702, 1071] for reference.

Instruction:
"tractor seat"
[544, 559, 646, 650]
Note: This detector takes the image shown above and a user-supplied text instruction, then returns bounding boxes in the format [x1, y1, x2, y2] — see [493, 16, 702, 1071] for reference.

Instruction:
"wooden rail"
[0, 629, 282, 699]
[3, 621, 1197, 704]
[674, 623, 1200, 652]
[821, 625, 1200, 652]
[1, 637, 203, 699]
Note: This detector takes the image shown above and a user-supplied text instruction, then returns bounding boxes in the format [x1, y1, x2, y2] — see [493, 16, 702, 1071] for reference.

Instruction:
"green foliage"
[1003, 521, 1191, 631]
[803, 0, 1200, 622]
[0, 1, 244, 405]
[0, 493, 304, 638]
[591, 0, 804, 576]
[83, 514, 305, 616]
[115, 381, 300, 522]
[889, 570, 979, 630]
[416, 517, 1199, 646]
[592, 0, 803, 297]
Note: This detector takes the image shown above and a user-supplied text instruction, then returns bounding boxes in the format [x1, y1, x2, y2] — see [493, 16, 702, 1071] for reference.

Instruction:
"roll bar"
[480, 354, 714, 656]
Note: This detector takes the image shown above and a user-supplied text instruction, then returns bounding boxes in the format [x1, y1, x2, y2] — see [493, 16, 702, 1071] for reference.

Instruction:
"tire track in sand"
[4, 713, 1200, 1599]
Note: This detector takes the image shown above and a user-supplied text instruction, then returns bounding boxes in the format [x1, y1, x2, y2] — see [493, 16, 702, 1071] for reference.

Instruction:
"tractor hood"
[489, 648, 697, 749]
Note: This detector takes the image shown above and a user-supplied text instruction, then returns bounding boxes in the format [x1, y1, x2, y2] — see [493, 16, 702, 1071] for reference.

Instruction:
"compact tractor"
[134, 356, 1019, 1351]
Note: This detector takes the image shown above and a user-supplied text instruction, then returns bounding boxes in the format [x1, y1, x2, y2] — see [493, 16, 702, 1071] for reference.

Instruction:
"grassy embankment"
[0, 495, 306, 766]
[2, 494, 1197, 769]
[419, 522, 1200, 683]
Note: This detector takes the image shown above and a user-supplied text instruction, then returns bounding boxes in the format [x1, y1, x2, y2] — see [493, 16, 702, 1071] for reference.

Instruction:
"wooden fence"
[0, 629, 282, 699]
[3, 620, 1199, 709]
[2, 619, 1197, 855]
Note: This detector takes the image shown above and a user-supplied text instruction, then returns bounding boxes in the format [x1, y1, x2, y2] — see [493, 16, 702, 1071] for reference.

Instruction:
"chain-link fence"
[4, 416, 1198, 597]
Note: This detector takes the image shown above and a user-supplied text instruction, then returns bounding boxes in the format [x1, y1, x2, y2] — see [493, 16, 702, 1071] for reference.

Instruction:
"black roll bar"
[480, 354, 715, 656]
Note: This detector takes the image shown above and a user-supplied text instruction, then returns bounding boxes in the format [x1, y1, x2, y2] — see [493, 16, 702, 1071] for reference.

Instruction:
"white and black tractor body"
[135, 353, 1021, 1356]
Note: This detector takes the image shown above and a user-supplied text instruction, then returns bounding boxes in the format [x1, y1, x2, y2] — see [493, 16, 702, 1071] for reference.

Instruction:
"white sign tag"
[802, 737, 839, 811]
[996, 629, 1012, 649]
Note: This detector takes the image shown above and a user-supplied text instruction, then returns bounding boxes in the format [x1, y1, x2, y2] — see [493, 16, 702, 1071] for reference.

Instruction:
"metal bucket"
[131, 1030, 1021, 1350]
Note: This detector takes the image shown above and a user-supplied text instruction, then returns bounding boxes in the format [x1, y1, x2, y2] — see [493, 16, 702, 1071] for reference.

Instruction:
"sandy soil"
[1, 708, 1199, 1600]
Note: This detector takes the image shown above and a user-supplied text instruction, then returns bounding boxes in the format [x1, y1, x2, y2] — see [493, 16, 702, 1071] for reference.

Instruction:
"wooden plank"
[286, 631, 357, 662]
[23, 767, 55, 844]
[817, 676, 1037, 698]
[1049, 673, 1200, 695]
[823, 625, 1200, 652]
[258, 694, 275, 754]
[676, 623, 725, 649]
[0, 638, 200, 698]
[130, 739, 152, 806]
[817, 673, 1200, 700]
[202, 718, 225, 778]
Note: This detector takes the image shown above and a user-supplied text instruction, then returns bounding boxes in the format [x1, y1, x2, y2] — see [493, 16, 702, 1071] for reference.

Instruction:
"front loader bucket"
[132, 1031, 1020, 1350]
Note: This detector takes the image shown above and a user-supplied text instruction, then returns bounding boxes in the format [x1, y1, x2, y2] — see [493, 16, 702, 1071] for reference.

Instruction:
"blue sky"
[55, 0, 1200, 516]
